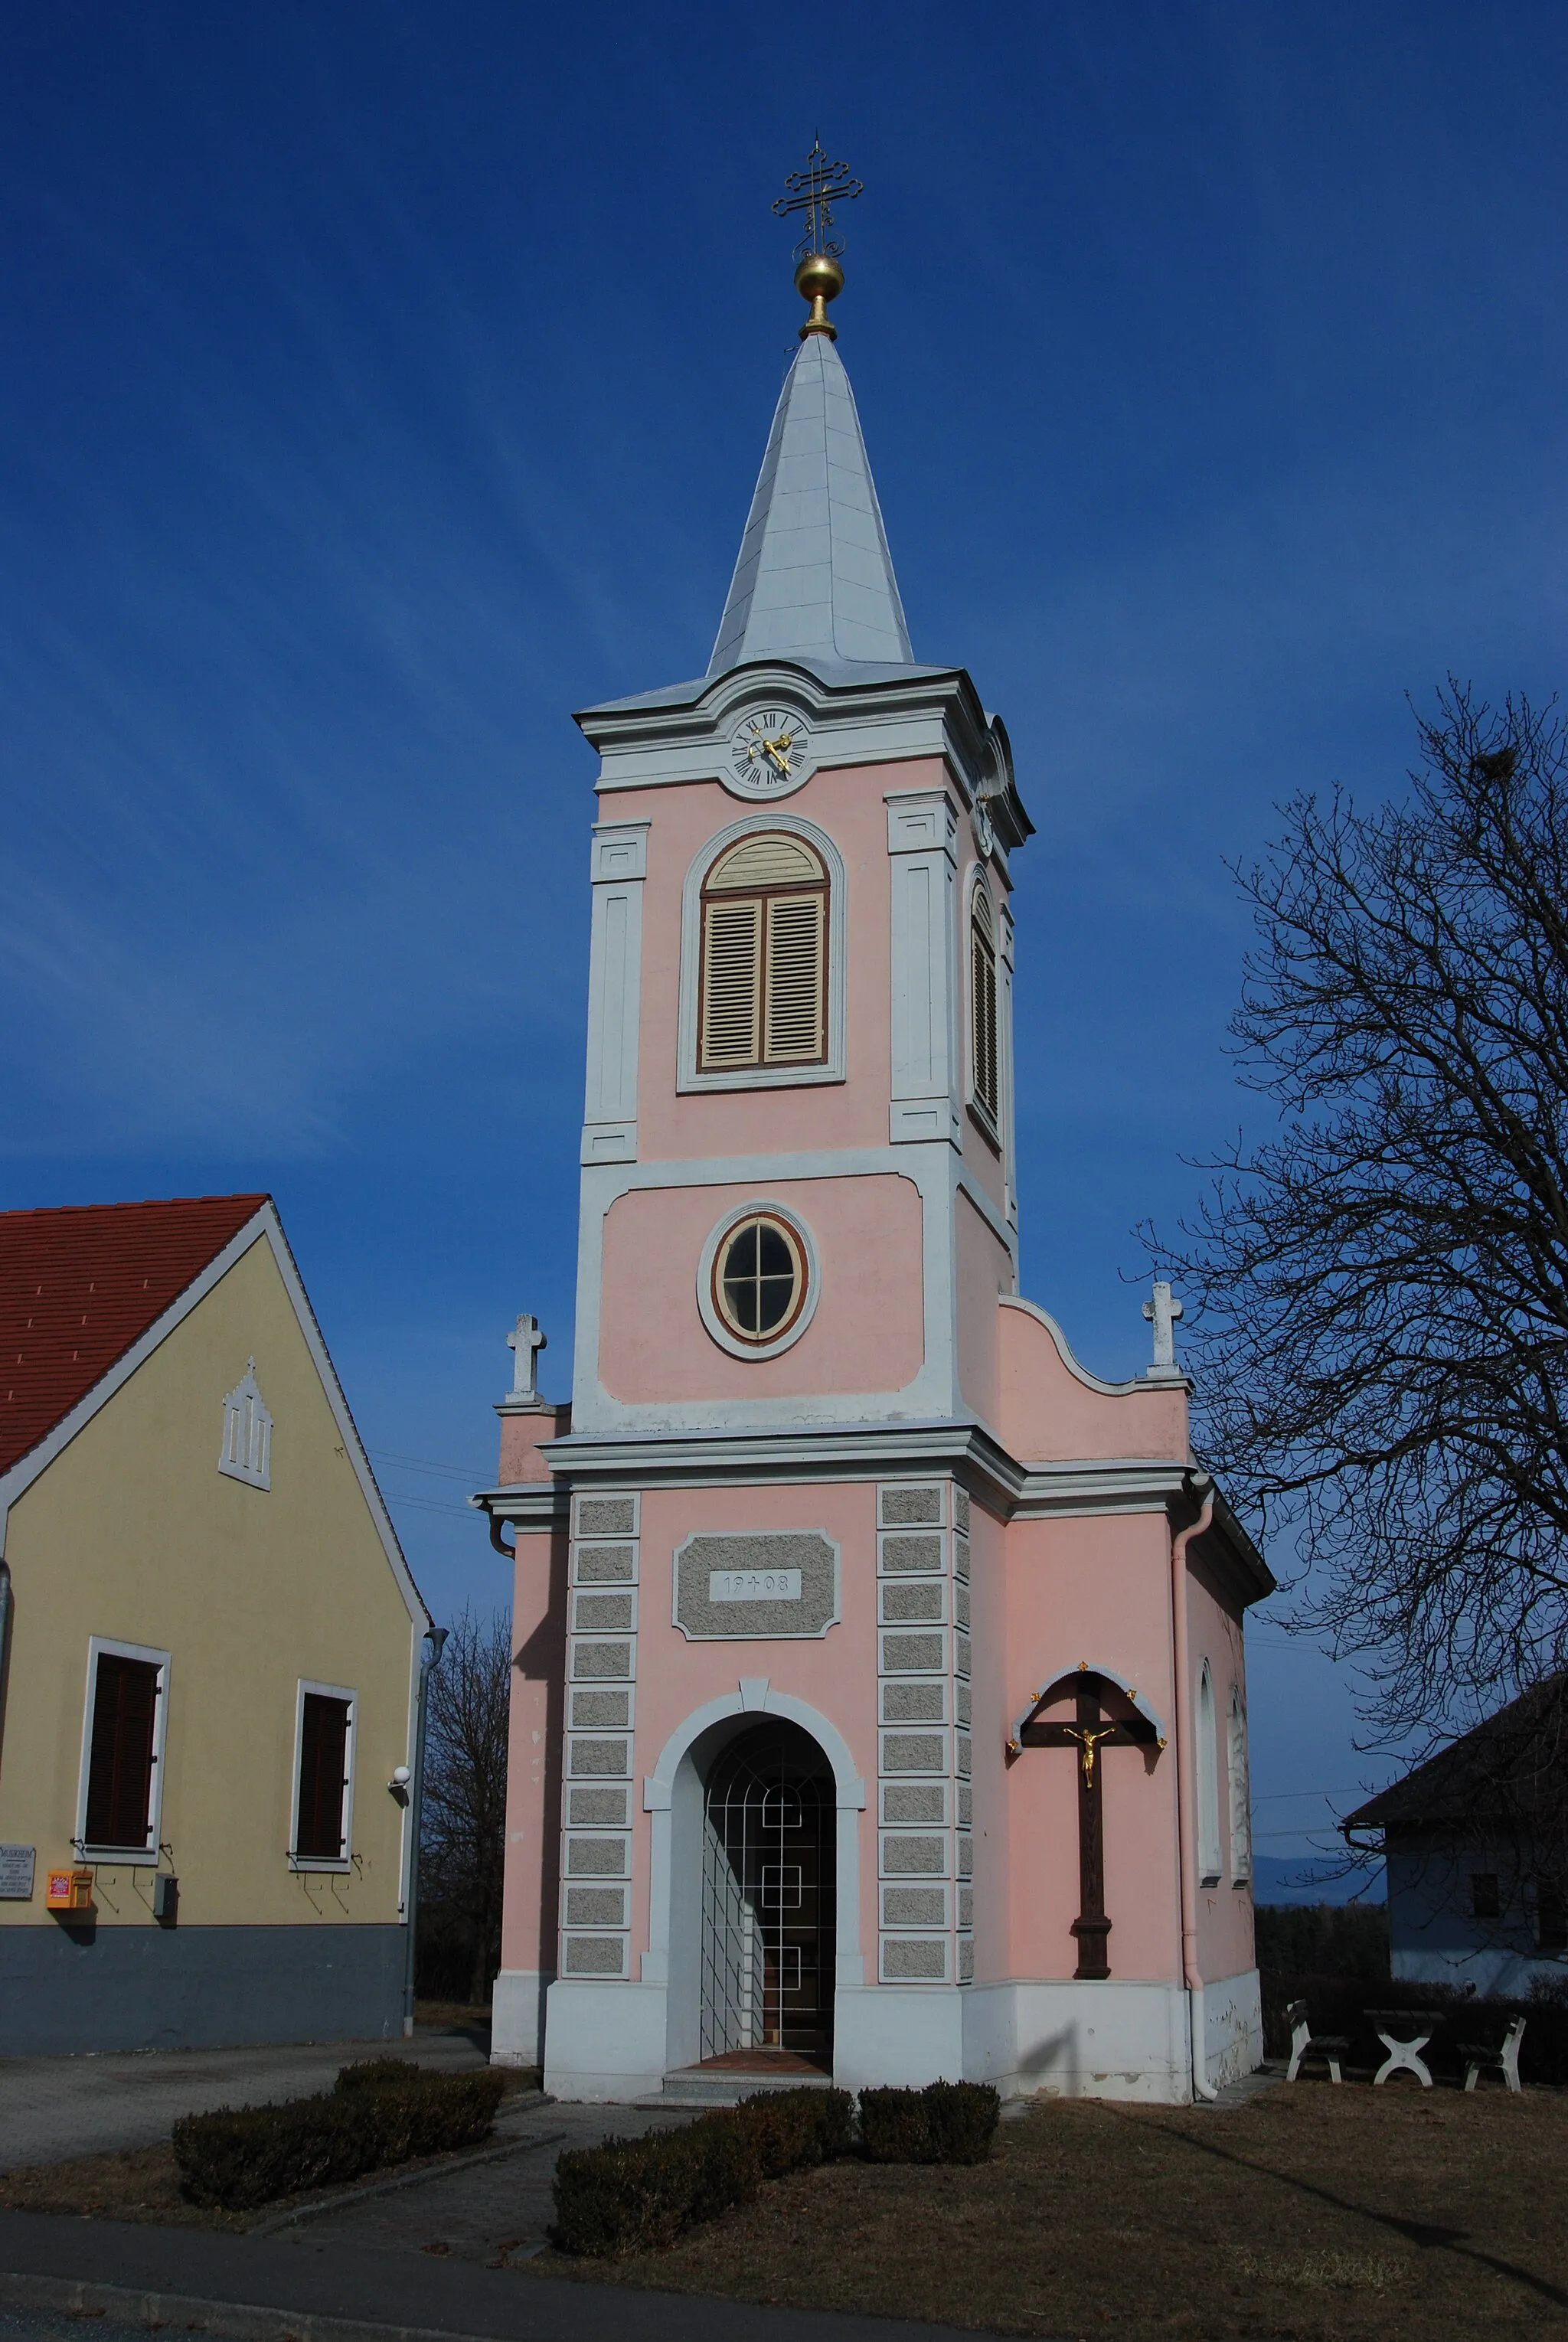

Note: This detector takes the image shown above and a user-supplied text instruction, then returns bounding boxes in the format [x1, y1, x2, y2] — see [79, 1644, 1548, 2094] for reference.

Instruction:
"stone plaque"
[675, 1532, 838, 1640]
[0, 1845, 35, 1899]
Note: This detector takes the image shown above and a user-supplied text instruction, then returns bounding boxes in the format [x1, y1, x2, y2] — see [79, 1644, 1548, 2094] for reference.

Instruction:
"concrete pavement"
[0, 2029, 488, 2171]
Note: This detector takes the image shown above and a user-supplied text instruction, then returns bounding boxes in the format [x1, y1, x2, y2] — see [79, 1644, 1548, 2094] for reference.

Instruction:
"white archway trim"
[644, 1682, 867, 1812]
[1006, 1660, 1168, 1756]
[641, 1682, 866, 1988]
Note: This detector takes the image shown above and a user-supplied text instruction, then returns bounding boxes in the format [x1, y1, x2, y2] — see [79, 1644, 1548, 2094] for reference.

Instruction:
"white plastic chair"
[1461, 2014, 1526, 2093]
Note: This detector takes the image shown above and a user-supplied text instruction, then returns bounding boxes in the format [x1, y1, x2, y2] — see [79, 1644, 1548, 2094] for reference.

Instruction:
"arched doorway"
[700, 1720, 835, 2067]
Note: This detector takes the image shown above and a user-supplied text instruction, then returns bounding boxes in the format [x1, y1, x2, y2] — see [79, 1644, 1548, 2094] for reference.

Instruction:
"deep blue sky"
[5, 2, 1564, 1868]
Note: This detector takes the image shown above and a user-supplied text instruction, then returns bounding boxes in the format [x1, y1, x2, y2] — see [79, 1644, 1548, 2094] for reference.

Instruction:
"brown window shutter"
[972, 915, 998, 1120]
[764, 893, 826, 1063]
[700, 897, 763, 1069]
[84, 1654, 159, 1850]
[296, 1694, 350, 1859]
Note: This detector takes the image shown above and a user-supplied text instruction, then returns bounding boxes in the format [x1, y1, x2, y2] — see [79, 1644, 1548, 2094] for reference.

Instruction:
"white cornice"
[577, 662, 1031, 847]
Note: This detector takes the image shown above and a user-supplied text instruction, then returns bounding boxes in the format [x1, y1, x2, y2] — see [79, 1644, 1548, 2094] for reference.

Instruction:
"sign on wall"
[0, 1845, 36, 1899]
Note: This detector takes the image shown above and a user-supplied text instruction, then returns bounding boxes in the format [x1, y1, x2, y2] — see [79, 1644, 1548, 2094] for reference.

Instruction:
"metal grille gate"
[699, 1721, 835, 2065]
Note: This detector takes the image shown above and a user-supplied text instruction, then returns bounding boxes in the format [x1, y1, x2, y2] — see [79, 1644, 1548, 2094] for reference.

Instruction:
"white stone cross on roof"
[1142, 1281, 1184, 1375]
[505, 1312, 547, 1408]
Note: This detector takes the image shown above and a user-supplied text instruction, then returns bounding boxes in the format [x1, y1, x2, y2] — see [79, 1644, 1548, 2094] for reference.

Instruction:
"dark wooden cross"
[1021, 1674, 1158, 1980]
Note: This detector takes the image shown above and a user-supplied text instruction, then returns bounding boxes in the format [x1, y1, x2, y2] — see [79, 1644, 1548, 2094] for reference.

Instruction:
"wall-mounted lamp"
[388, 1762, 411, 1807]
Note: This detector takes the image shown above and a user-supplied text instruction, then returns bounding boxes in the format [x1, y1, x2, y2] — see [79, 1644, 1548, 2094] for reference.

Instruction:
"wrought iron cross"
[773, 140, 863, 258]
[1021, 1671, 1159, 1980]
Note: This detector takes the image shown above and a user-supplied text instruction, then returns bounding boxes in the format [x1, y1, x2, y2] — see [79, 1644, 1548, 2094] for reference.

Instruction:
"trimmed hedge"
[551, 2087, 854, 2258]
[172, 2062, 505, 2210]
[859, 2079, 1000, 2165]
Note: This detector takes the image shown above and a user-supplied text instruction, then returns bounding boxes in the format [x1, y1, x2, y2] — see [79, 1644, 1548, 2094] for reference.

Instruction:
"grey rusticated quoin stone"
[564, 1936, 623, 1975]
[880, 1532, 944, 1571]
[881, 1581, 942, 1621]
[884, 1938, 946, 1978]
[574, 1543, 635, 1580]
[570, 1688, 629, 1728]
[673, 1530, 838, 1640]
[884, 1784, 946, 1821]
[573, 1641, 630, 1678]
[577, 1498, 635, 1537]
[881, 1487, 942, 1526]
[568, 1786, 627, 1826]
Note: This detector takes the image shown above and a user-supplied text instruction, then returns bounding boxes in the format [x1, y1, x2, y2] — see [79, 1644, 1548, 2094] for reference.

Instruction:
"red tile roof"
[0, 1195, 270, 1477]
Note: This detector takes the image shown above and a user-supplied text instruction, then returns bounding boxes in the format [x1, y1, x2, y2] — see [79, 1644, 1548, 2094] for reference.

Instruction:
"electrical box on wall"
[152, 1873, 179, 1926]
[45, 1866, 94, 1913]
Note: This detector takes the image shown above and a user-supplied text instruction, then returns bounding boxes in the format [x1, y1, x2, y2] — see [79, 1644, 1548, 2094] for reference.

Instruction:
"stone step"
[639, 2064, 835, 2108]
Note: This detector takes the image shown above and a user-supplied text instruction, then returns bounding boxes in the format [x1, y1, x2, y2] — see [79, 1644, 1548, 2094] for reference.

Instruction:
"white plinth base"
[544, 1978, 668, 2102]
[531, 1968, 1264, 2105]
[490, 1968, 550, 2068]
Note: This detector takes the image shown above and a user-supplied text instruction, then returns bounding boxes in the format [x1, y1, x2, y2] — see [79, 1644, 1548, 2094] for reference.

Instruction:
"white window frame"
[219, 1359, 273, 1490]
[1227, 1683, 1252, 1883]
[965, 868, 1001, 1149]
[677, 813, 848, 1091]
[1196, 1661, 1223, 1886]
[289, 1678, 358, 1873]
[696, 1200, 822, 1362]
[75, 1636, 171, 1865]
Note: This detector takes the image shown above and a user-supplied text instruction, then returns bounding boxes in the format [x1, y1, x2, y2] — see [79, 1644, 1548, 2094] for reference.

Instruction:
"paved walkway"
[0, 2206, 1024, 2342]
[0, 2030, 487, 2171]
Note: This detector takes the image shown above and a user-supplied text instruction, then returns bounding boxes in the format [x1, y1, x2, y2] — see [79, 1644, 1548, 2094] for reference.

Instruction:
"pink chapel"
[475, 208, 1273, 2105]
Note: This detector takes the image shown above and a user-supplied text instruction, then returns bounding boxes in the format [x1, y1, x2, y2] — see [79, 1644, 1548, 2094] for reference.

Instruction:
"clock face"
[726, 707, 812, 799]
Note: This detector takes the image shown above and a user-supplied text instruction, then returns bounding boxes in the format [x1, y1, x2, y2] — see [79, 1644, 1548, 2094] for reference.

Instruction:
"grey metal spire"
[707, 334, 914, 677]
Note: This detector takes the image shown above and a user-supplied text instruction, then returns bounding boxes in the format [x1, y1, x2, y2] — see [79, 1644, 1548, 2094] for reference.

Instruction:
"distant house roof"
[0, 1194, 269, 1475]
[1344, 1673, 1568, 1833]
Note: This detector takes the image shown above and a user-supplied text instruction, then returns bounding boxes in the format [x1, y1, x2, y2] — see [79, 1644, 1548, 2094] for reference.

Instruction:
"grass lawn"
[530, 2081, 1567, 2340]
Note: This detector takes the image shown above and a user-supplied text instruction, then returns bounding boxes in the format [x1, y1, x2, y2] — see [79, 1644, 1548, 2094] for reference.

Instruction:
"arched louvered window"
[970, 883, 999, 1124]
[1227, 1685, 1251, 1883]
[699, 834, 828, 1073]
[1197, 1661, 1223, 1886]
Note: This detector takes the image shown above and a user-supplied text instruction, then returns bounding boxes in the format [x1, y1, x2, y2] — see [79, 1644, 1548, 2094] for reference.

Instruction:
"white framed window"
[678, 815, 848, 1091]
[968, 876, 1000, 1138]
[220, 1360, 273, 1490]
[1196, 1661, 1222, 1886]
[697, 1200, 821, 1361]
[1227, 1684, 1251, 1883]
[76, 1637, 171, 1863]
[289, 1680, 356, 1871]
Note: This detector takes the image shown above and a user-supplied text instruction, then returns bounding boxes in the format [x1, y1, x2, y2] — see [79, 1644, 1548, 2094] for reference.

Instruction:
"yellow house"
[0, 1194, 430, 2054]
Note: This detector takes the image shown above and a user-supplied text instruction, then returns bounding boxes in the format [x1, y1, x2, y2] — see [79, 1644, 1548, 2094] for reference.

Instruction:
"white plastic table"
[1366, 2008, 1444, 2087]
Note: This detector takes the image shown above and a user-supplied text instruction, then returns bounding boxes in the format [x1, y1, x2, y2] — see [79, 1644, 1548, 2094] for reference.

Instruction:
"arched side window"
[969, 881, 999, 1127]
[1227, 1685, 1251, 1884]
[698, 833, 828, 1073]
[1196, 1661, 1222, 1886]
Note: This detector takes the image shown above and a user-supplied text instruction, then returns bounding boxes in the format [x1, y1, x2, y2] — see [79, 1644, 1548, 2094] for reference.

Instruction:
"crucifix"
[772, 139, 864, 259]
[504, 1313, 547, 1408]
[1021, 1671, 1159, 1979]
[1142, 1279, 1184, 1374]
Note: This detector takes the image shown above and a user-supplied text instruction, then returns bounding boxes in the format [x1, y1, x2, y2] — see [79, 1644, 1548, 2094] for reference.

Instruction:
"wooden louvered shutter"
[84, 1654, 159, 1850]
[701, 896, 763, 1069]
[764, 892, 826, 1063]
[972, 905, 998, 1120]
[296, 1694, 350, 1860]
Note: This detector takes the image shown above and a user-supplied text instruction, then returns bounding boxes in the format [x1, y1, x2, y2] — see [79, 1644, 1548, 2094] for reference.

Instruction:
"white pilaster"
[581, 822, 648, 1165]
[885, 789, 961, 1147]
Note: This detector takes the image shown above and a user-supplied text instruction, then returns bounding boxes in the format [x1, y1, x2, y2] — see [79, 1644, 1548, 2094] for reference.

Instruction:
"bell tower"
[482, 153, 1272, 2108]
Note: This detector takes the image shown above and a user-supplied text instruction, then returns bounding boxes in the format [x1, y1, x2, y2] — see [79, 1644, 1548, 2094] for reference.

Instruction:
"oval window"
[713, 1213, 807, 1344]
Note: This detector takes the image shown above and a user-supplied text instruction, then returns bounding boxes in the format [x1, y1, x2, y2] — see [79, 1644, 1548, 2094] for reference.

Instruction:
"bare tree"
[1149, 685, 1568, 1743]
[419, 1605, 511, 2007]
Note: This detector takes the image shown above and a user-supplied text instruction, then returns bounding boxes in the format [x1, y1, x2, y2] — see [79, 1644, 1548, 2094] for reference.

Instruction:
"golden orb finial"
[773, 141, 863, 341]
